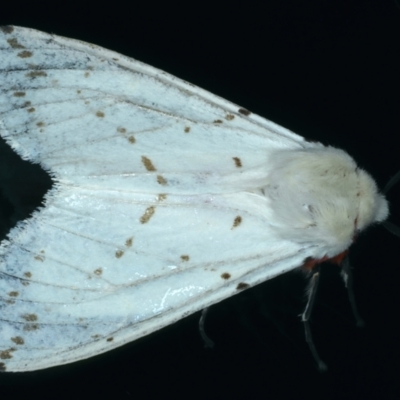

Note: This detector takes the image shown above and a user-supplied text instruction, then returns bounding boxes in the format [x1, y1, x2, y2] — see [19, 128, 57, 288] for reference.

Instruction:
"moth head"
[356, 168, 388, 232]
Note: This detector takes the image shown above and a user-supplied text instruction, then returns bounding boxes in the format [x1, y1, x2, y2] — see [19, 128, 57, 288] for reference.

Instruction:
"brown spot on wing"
[96, 111, 105, 118]
[115, 250, 124, 258]
[157, 175, 167, 185]
[24, 272, 32, 278]
[225, 114, 235, 120]
[142, 156, 156, 171]
[184, 126, 190, 133]
[232, 216, 242, 228]
[26, 71, 47, 78]
[158, 193, 167, 202]
[213, 119, 223, 124]
[0, 26, 14, 34]
[232, 157, 242, 168]
[221, 273, 231, 280]
[236, 282, 250, 290]
[23, 324, 39, 331]
[11, 337, 24, 345]
[0, 349, 15, 360]
[181, 255, 190, 262]
[7, 38, 24, 48]
[18, 50, 33, 58]
[94, 268, 103, 276]
[13, 91, 26, 97]
[140, 206, 156, 224]
[22, 314, 38, 322]
[8, 291, 19, 297]
[238, 108, 251, 116]
[125, 237, 133, 247]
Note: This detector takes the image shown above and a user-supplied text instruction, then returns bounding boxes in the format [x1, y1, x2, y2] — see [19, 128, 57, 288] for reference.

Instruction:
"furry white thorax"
[263, 146, 389, 258]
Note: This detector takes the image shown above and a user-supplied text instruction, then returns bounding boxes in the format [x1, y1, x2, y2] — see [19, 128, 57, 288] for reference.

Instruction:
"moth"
[0, 26, 388, 372]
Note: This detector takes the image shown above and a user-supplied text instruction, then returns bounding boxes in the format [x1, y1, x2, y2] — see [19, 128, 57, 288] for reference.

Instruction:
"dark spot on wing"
[181, 255, 190, 262]
[94, 268, 103, 276]
[128, 136, 136, 143]
[157, 175, 167, 185]
[34, 254, 44, 261]
[158, 193, 167, 202]
[232, 216, 242, 228]
[11, 337, 24, 345]
[238, 108, 251, 116]
[23, 324, 39, 331]
[24, 272, 32, 278]
[142, 156, 156, 171]
[8, 291, 19, 297]
[36, 121, 45, 128]
[0, 26, 14, 34]
[125, 237, 133, 247]
[213, 119, 223, 124]
[232, 157, 242, 168]
[221, 273, 231, 280]
[106, 337, 114, 342]
[25, 71, 47, 78]
[115, 250, 124, 258]
[18, 50, 33, 58]
[27, 107, 35, 113]
[0, 349, 15, 360]
[22, 314, 38, 322]
[140, 206, 156, 224]
[236, 282, 250, 290]
[96, 111, 105, 118]
[13, 91, 26, 97]
[7, 38, 25, 49]
[117, 127, 126, 133]
[225, 114, 235, 120]
[184, 126, 190, 133]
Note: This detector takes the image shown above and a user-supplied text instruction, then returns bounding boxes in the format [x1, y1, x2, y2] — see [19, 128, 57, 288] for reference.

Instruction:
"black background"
[1, 1, 400, 398]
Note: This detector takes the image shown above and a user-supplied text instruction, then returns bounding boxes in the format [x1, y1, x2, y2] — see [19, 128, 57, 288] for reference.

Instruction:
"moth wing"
[0, 26, 315, 372]
[0, 186, 312, 372]
[0, 26, 307, 194]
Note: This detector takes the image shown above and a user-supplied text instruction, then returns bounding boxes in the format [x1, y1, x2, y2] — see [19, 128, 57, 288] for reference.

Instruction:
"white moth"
[0, 26, 388, 372]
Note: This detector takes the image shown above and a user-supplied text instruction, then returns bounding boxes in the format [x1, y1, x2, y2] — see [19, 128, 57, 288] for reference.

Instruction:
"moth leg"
[302, 267, 328, 372]
[341, 257, 365, 327]
[199, 307, 215, 348]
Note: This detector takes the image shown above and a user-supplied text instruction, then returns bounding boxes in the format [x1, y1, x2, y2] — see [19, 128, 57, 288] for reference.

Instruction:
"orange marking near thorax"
[302, 250, 349, 270]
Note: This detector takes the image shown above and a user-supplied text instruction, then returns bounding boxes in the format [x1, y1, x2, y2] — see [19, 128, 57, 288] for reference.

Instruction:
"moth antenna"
[302, 267, 328, 372]
[199, 307, 215, 348]
[383, 170, 400, 194]
[382, 220, 400, 238]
